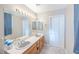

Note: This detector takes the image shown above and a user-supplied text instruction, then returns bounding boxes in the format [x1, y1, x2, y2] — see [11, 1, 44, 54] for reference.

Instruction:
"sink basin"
[16, 40, 30, 49]
[35, 33, 41, 37]
[19, 41, 30, 48]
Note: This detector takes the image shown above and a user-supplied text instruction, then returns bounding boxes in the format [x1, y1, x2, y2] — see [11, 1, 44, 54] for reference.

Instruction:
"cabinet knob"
[37, 47, 38, 50]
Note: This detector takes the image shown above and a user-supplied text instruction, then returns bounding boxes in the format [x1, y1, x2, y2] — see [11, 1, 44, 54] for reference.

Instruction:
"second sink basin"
[18, 41, 30, 48]
[16, 40, 30, 49]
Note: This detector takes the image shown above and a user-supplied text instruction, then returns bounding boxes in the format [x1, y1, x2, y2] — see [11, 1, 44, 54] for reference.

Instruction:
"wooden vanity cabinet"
[23, 36, 44, 54]
[23, 43, 38, 54]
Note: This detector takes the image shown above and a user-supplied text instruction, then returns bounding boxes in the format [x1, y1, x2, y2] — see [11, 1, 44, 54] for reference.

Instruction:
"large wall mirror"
[4, 10, 31, 41]
[32, 21, 36, 30]
[32, 21, 43, 31]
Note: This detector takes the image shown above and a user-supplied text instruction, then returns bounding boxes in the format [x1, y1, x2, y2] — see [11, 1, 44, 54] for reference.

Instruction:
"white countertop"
[5, 34, 43, 54]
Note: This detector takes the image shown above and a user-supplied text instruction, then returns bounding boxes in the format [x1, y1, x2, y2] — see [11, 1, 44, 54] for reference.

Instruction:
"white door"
[48, 14, 65, 49]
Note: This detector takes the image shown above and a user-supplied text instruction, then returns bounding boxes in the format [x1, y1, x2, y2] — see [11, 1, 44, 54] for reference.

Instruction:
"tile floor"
[40, 45, 65, 54]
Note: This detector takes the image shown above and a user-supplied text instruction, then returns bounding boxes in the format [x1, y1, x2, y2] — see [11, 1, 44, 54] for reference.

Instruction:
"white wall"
[38, 8, 65, 33]
[0, 6, 4, 53]
[65, 5, 74, 54]
[37, 4, 74, 54]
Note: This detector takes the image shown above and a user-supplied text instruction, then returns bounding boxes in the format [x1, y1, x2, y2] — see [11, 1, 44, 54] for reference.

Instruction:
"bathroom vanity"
[23, 35, 44, 54]
[5, 34, 44, 54]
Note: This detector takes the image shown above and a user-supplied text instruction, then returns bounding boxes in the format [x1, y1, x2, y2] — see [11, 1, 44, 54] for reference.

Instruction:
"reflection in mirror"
[32, 21, 36, 30]
[4, 12, 12, 36]
[22, 16, 31, 36]
[32, 20, 44, 37]
[37, 21, 43, 31]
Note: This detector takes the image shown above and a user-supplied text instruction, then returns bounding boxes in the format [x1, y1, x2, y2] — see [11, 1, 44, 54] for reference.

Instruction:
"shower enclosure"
[46, 14, 65, 49]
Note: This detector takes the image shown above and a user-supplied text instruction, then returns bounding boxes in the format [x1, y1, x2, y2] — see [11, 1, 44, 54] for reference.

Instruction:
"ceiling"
[25, 4, 68, 14]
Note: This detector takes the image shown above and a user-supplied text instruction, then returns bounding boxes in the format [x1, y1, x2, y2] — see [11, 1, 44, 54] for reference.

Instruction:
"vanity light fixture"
[16, 9, 19, 12]
[26, 10, 28, 15]
[16, 9, 18, 12]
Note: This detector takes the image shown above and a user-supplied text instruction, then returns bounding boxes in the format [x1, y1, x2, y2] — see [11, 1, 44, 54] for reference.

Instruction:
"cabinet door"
[23, 44, 38, 54]
[32, 46, 38, 54]
[36, 40, 40, 53]
[39, 36, 44, 51]
[27, 46, 37, 54]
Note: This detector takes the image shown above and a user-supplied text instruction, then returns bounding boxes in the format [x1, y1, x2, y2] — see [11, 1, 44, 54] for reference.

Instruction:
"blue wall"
[4, 13, 12, 36]
[74, 4, 79, 53]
